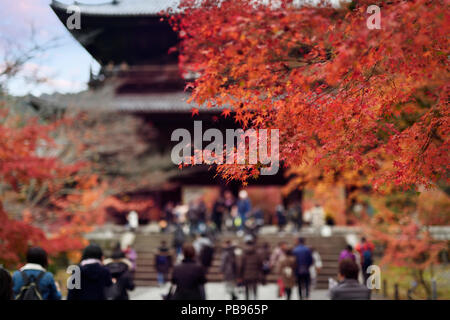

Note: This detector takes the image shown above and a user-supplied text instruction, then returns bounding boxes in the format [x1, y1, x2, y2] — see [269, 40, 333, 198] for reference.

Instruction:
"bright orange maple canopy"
[172, 0, 449, 189]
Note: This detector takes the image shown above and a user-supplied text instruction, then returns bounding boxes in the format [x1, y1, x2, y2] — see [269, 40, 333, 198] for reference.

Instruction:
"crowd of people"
[0, 234, 374, 300]
[159, 190, 332, 242]
[0, 243, 137, 301]
[161, 190, 259, 237]
[155, 235, 375, 301]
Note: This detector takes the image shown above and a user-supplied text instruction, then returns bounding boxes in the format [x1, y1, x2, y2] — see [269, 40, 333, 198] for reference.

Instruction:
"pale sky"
[0, 0, 102, 96]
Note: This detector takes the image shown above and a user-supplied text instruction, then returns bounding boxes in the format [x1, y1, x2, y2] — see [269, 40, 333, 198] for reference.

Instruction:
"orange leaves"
[366, 192, 448, 271]
[221, 108, 231, 118]
[174, 0, 449, 189]
[191, 107, 199, 117]
[254, 115, 264, 126]
[0, 107, 108, 267]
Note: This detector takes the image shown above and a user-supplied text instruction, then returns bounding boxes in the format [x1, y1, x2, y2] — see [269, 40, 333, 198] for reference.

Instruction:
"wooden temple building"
[29, 0, 301, 222]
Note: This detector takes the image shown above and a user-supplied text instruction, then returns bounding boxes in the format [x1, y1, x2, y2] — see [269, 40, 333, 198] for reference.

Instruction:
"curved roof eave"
[50, 0, 182, 17]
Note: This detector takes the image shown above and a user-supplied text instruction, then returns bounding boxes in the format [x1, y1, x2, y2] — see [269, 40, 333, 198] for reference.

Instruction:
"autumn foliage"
[171, 0, 449, 190]
[0, 107, 106, 267]
[169, 0, 449, 291]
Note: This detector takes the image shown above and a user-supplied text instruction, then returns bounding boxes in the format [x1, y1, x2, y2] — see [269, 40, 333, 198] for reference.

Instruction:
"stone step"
[133, 233, 345, 288]
[136, 254, 341, 264]
[134, 269, 338, 278]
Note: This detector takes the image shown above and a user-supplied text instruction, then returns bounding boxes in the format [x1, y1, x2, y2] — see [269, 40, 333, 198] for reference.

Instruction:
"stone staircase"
[133, 233, 347, 289]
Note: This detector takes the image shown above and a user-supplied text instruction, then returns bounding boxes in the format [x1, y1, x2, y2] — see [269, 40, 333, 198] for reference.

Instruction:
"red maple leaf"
[191, 107, 199, 117]
[221, 108, 231, 118]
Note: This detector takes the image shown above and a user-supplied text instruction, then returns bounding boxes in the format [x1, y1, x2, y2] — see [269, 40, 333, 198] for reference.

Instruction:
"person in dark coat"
[212, 196, 226, 233]
[293, 237, 313, 300]
[154, 241, 173, 286]
[330, 259, 371, 300]
[276, 204, 287, 232]
[220, 240, 237, 300]
[172, 222, 186, 257]
[188, 199, 206, 236]
[104, 247, 135, 300]
[163, 202, 175, 230]
[239, 239, 263, 300]
[0, 267, 13, 300]
[67, 244, 112, 300]
[171, 243, 207, 300]
[259, 242, 271, 285]
[288, 202, 303, 232]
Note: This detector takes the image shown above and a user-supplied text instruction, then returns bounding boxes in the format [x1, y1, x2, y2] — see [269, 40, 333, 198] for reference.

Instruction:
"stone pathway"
[130, 283, 330, 300]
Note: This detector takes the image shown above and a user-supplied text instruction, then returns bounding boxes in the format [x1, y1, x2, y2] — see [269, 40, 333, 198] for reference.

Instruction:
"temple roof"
[50, 1, 181, 66]
[28, 87, 222, 113]
[51, 0, 181, 16]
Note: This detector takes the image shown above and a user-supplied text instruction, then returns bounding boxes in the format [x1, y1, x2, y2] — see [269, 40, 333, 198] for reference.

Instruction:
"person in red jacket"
[355, 237, 375, 283]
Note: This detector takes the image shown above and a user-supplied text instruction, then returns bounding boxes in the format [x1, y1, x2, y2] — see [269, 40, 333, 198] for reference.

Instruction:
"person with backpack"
[277, 247, 297, 300]
[355, 237, 375, 283]
[12, 247, 61, 300]
[293, 237, 313, 300]
[0, 267, 13, 300]
[67, 244, 112, 300]
[104, 247, 135, 300]
[220, 240, 238, 300]
[154, 241, 173, 286]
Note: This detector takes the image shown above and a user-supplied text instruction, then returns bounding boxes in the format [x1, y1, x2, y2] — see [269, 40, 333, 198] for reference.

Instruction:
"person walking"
[288, 202, 303, 232]
[223, 190, 236, 232]
[0, 267, 12, 300]
[154, 241, 173, 286]
[237, 190, 252, 234]
[239, 239, 263, 300]
[163, 202, 175, 232]
[187, 200, 201, 236]
[124, 244, 137, 274]
[67, 244, 112, 300]
[305, 203, 325, 232]
[220, 240, 238, 300]
[259, 242, 271, 285]
[355, 237, 375, 283]
[309, 247, 322, 290]
[212, 196, 226, 233]
[270, 241, 287, 297]
[171, 244, 207, 300]
[104, 248, 135, 300]
[277, 247, 297, 300]
[293, 237, 313, 300]
[127, 210, 139, 232]
[12, 247, 61, 300]
[330, 259, 371, 300]
[339, 245, 356, 262]
[173, 221, 186, 258]
[193, 234, 214, 272]
[276, 204, 287, 232]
